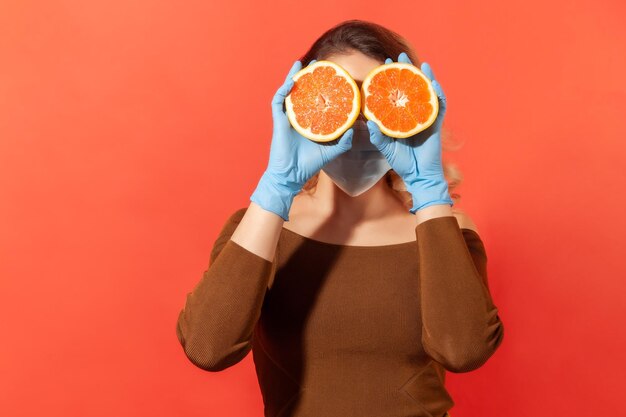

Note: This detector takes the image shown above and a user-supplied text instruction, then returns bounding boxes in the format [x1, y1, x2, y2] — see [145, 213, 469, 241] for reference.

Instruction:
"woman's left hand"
[367, 52, 453, 213]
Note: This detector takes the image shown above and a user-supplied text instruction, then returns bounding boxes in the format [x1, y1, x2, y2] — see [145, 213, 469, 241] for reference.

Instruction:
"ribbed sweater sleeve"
[176, 207, 275, 371]
[416, 215, 505, 373]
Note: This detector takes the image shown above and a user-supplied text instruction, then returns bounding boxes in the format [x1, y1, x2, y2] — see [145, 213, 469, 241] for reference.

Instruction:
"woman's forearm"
[176, 204, 279, 371]
[230, 201, 285, 262]
[415, 215, 505, 372]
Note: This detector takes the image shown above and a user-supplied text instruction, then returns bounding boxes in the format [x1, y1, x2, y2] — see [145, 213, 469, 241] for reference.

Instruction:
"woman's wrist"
[406, 176, 453, 213]
[250, 171, 299, 221]
[413, 204, 454, 226]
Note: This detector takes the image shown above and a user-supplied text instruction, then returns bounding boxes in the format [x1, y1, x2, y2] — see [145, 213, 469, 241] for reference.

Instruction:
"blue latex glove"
[367, 52, 453, 214]
[250, 59, 354, 221]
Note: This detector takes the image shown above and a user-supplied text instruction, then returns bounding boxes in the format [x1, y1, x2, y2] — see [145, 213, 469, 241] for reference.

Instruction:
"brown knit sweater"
[176, 207, 504, 417]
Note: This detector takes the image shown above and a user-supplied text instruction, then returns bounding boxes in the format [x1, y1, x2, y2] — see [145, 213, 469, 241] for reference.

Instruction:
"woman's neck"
[305, 171, 407, 223]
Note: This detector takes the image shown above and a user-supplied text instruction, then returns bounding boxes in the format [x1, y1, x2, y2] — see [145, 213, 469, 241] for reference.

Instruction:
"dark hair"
[296, 19, 464, 207]
[298, 19, 420, 68]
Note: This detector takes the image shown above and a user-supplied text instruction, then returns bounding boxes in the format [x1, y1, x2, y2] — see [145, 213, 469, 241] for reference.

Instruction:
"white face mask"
[321, 119, 392, 197]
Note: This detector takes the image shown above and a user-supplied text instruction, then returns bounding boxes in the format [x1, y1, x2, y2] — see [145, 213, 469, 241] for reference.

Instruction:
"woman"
[176, 19, 505, 417]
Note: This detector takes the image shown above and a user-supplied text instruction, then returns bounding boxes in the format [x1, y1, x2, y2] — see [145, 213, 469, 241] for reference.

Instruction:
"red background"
[1, 1, 625, 416]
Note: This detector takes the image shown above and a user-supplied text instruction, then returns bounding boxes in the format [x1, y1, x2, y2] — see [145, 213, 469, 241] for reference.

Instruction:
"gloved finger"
[285, 60, 302, 83]
[272, 78, 295, 118]
[431, 79, 447, 110]
[398, 52, 413, 64]
[308, 59, 317, 66]
[420, 114, 443, 153]
[317, 128, 353, 166]
[332, 128, 354, 154]
[421, 62, 435, 82]
[272, 60, 302, 117]
[367, 120, 394, 161]
[385, 57, 393, 64]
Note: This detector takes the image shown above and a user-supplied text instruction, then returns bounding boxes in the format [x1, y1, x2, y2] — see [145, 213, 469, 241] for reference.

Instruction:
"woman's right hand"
[250, 59, 355, 221]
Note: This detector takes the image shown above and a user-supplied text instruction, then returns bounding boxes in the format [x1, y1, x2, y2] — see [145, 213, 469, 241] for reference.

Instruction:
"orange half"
[361, 62, 439, 139]
[285, 61, 360, 142]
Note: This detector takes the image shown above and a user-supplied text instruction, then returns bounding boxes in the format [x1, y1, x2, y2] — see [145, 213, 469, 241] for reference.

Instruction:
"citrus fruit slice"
[285, 61, 360, 143]
[361, 62, 439, 139]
